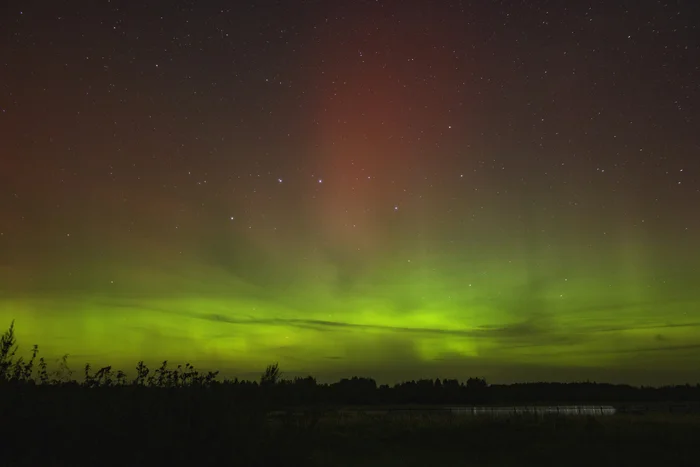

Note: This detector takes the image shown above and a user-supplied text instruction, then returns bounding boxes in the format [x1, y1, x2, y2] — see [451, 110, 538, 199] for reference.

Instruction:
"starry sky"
[1, 0, 699, 385]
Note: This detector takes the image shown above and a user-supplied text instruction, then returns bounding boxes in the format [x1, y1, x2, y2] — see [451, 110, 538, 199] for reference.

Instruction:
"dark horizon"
[4, 320, 699, 389]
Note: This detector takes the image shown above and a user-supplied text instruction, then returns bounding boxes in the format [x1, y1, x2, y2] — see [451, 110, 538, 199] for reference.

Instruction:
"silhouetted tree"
[0, 320, 18, 381]
[466, 377, 488, 389]
[261, 362, 281, 386]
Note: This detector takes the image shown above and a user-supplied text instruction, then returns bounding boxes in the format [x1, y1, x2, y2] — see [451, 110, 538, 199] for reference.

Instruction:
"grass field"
[304, 411, 700, 466]
[2, 393, 699, 467]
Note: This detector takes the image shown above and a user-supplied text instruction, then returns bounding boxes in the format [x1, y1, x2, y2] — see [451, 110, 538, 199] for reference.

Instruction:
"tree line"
[2, 321, 699, 406]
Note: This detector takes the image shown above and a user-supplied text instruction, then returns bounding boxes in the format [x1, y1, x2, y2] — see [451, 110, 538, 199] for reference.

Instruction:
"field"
[2, 392, 699, 467]
[309, 411, 699, 466]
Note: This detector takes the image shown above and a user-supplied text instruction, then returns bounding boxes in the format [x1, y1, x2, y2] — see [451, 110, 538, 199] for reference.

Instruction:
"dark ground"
[2, 395, 699, 467]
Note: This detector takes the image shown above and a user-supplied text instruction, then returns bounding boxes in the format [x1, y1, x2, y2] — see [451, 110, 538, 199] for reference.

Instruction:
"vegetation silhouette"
[2, 321, 699, 466]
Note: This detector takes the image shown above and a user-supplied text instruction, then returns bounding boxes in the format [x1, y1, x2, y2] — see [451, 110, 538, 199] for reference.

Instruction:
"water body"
[358, 406, 617, 418]
[446, 406, 617, 416]
[268, 406, 619, 420]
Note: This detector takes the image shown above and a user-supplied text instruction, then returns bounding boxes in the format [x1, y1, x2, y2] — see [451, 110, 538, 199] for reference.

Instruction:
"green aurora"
[2, 231, 698, 385]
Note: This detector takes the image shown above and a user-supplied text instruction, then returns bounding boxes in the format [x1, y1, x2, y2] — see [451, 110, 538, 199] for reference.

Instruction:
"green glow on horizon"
[2, 253, 698, 385]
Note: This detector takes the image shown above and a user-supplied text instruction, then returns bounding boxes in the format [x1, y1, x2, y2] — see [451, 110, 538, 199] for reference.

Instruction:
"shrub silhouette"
[261, 362, 281, 386]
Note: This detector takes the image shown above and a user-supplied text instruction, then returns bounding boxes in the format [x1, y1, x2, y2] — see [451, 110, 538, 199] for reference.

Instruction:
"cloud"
[194, 313, 575, 349]
[606, 343, 700, 355]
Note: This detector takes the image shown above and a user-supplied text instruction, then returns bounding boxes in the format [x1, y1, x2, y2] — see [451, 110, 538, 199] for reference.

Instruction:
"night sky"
[1, 1, 699, 385]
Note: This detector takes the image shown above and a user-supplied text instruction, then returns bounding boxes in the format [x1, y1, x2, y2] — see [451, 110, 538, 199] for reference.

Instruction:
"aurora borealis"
[1, 1, 698, 385]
